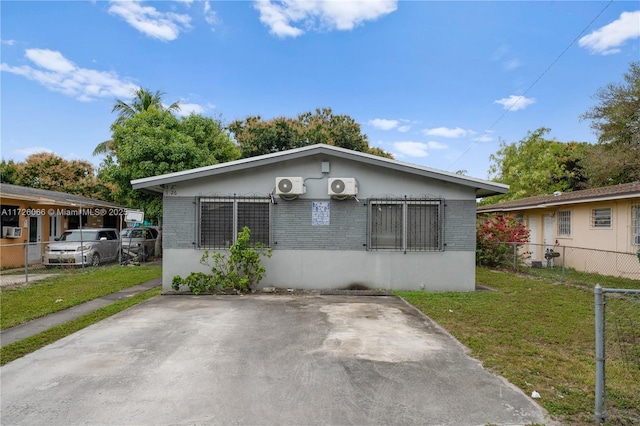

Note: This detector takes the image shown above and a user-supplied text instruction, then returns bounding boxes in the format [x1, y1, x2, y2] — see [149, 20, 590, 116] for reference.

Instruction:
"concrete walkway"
[0, 278, 161, 347]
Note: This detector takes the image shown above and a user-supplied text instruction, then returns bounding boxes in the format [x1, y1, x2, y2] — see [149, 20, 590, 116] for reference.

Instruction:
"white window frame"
[557, 210, 571, 237]
[591, 208, 612, 229]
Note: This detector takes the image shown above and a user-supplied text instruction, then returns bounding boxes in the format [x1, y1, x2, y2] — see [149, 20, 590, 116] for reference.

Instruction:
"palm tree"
[93, 87, 181, 156]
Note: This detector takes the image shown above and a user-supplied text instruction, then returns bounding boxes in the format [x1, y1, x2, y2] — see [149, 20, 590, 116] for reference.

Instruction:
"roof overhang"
[132, 144, 509, 197]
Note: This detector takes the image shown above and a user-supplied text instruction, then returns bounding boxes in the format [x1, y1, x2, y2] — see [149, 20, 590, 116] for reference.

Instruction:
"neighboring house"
[0, 183, 125, 267]
[132, 144, 508, 292]
[477, 182, 640, 278]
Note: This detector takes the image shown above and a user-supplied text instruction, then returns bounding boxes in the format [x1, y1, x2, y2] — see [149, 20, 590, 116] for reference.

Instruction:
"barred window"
[199, 197, 270, 249]
[632, 204, 640, 246]
[557, 210, 571, 237]
[369, 199, 442, 252]
[591, 208, 612, 228]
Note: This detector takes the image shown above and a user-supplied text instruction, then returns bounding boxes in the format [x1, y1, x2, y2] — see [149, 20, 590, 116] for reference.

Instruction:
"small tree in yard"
[476, 214, 530, 268]
[172, 227, 272, 295]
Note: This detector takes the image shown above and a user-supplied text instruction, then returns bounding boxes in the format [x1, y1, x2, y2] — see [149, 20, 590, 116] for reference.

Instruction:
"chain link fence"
[478, 242, 640, 287]
[595, 286, 640, 425]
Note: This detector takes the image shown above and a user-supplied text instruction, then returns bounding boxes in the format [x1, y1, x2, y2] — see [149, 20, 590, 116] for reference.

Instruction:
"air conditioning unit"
[3, 227, 22, 239]
[328, 178, 358, 196]
[276, 177, 306, 195]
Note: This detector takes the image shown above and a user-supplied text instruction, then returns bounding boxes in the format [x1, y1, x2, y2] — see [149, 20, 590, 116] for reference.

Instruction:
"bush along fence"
[594, 285, 640, 425]
[477, 241, 640, 286]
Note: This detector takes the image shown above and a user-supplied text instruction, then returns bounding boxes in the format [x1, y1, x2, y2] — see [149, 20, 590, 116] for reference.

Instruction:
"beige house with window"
[0, 183, 125, 267]
[477, 182, 640, 279]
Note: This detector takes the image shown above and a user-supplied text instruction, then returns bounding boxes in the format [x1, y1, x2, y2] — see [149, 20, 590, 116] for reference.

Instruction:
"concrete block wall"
[272, 199, 366, 250]
[163, 196, 476, 253]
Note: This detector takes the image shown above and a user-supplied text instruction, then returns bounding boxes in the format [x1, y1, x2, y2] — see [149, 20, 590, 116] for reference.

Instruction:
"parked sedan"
[43, 228, 121, 267]
[120, 227, 158, 261]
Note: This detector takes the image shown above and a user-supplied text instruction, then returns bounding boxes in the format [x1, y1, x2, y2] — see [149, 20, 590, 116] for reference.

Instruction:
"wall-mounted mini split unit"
[3, 227, 22, 239]
[276, 177, 306, 196]
[328, 178, 358, 196]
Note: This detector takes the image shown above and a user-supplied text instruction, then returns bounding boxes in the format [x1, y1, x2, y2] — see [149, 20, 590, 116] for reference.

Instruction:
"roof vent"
[553, 191, 562, 196]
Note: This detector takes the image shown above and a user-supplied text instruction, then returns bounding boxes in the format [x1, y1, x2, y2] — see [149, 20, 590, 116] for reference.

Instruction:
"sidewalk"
[0, 277, 161, 348]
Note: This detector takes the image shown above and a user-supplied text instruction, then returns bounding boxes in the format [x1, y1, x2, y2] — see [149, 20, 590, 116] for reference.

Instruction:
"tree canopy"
[228, 107, 392, 159]
[485, 128, 591, 203]
[581, 61, 640, 186]
[98, 109, 239, 222]
[93, 87, 181, 156]
[0, 152, 114, 200]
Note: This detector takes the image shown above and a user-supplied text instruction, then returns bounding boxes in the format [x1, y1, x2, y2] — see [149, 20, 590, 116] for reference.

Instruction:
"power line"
[447, 0, 614, 172]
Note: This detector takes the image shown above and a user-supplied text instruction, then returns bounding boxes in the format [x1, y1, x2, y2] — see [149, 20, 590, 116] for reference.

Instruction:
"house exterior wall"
[161, 155, 479, 292]
[0, 196, 122, 267]
[517, 198, 640, 278]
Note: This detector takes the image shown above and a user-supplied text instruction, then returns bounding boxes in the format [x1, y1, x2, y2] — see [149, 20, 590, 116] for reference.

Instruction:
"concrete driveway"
[1, 295, 549, 425]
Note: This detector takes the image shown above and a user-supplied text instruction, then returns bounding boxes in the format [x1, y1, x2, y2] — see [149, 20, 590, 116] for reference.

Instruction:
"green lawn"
[397, 267, 639, 426]
[1, 265, 162, 330]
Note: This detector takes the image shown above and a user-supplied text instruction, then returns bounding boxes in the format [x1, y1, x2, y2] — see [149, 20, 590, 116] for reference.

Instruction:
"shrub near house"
[476, 214, 530, 268]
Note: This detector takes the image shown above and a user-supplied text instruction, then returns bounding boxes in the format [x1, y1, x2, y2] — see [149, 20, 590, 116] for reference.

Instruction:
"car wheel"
[91, 253, 100, 266]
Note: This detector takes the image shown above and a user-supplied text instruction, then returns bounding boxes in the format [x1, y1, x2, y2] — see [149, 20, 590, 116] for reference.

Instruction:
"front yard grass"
[1, 265, 162, 330]
[397, 267, 639, 426]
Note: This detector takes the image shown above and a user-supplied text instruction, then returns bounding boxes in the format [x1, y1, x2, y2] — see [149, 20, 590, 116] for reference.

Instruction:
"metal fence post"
[24, 243, 29, 284]
[513, 243, 517, 271]
[561, 245, 566, 283]
[594, 284, 606, 424]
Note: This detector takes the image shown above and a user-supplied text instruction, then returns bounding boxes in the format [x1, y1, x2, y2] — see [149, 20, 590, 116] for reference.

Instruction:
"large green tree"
[581, 61, 640, 186]
[228, 107, 392, 158]
[1, 152, 114, 200]
[485, 128, 591, 203]
[93, 87, 181, 156]
[98, 109, 239, 222]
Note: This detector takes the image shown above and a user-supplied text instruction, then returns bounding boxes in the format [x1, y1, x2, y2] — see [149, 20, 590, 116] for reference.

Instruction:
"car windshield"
[58, 231, 98, 242]
[121, 229, 143, 238]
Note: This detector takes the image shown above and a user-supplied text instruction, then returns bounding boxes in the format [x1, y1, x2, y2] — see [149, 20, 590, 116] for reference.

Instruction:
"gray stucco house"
[132, 144, 508, 292]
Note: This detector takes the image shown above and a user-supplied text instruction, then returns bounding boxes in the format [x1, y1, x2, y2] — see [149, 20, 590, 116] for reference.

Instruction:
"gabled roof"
[0, 183, 123, 208]
[131, 144, 508, 197]
[477, 181, 640, 213]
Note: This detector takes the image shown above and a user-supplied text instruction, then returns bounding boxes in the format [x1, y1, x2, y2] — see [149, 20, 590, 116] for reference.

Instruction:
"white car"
[43, 228, 121, 267]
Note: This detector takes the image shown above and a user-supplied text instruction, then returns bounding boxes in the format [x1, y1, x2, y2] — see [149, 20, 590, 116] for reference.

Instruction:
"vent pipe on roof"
[553, 191, 562, 196]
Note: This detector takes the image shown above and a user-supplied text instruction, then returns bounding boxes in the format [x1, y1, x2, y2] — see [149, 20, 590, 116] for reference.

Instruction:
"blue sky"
[1, 1, 639, 181]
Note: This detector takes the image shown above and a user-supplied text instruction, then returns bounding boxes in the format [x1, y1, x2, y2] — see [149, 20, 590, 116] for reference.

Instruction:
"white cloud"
[254, 0, 398, 38]
[494, 95, 536, 111]
[423, 127, 468, 138]
[393, 141, 429, 157]
[1, 39, 16, 46]
[474, 130, 494, 143]
[1, 48, 137, 101]
[175, 102, 205, 116]
[108, 0, 192, 42]
[503, 58, 522, 71]
[203, 1, 218, 26]
[579, 11, 640, 55]
[426, 141, 448, 150]
[397, 125, 411, 132]
[369, 118, 398, 130]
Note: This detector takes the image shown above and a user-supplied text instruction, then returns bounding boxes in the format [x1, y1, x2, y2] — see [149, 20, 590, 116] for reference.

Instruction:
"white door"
[543, 214, 555, 247]
[28, 215, 42, 263]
